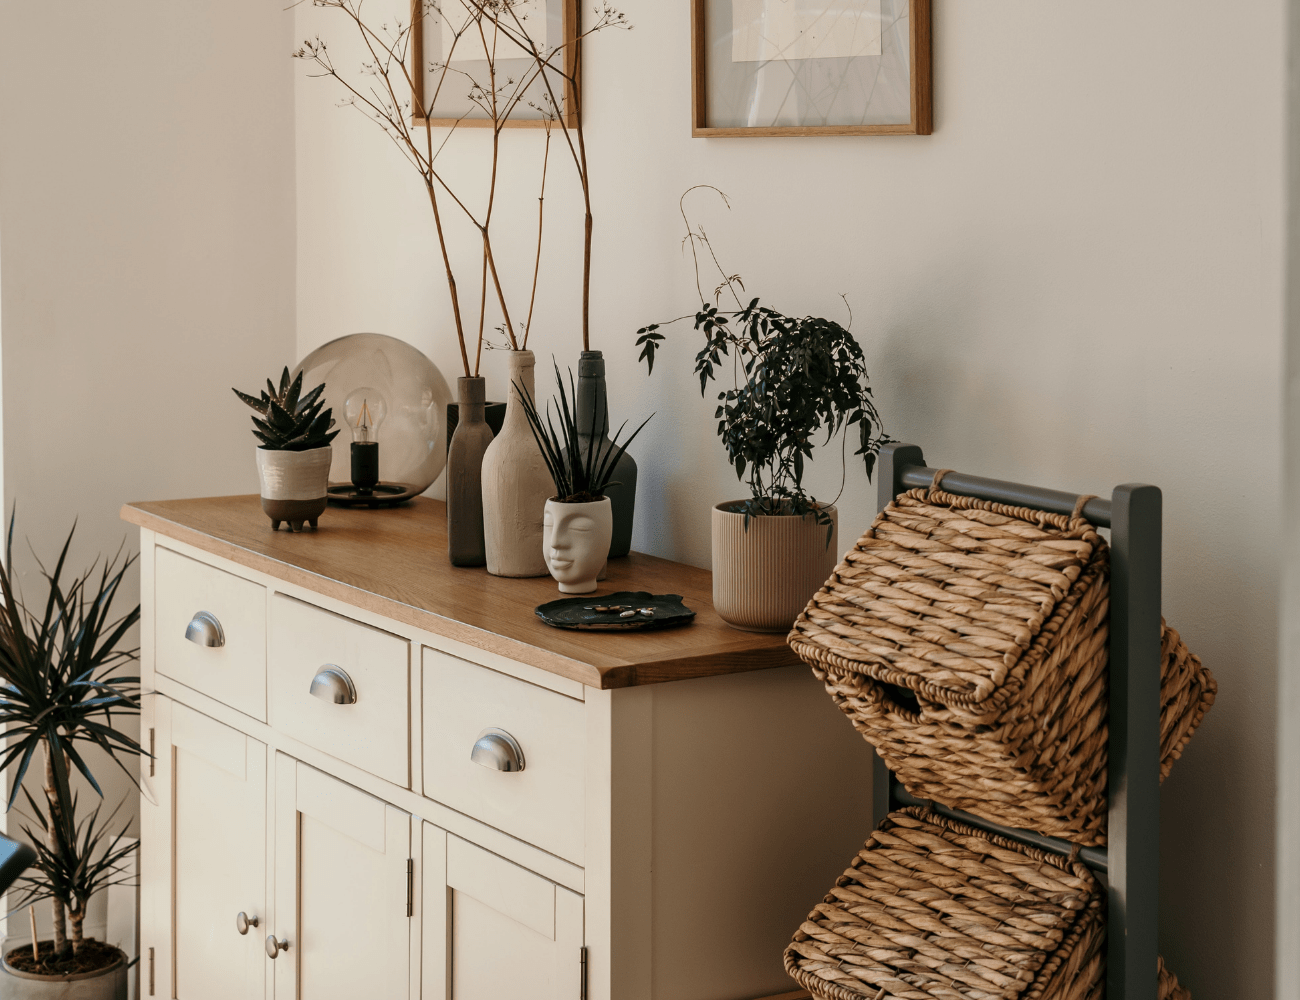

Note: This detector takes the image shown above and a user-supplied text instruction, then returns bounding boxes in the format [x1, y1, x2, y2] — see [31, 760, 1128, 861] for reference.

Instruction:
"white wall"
[298, 3, 1286, 996]
[0, 0, 297, 944]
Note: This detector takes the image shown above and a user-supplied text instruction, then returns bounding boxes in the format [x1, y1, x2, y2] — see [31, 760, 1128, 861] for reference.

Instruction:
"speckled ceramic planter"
[711, 502, 839, 633]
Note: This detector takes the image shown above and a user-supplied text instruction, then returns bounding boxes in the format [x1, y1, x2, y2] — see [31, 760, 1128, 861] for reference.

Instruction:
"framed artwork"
[411, 0, 579, 129]
[691, 0, 932, 137]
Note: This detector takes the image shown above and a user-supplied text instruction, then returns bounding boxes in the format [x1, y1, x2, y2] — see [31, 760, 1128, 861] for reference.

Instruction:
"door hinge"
[406, 858, 414, 917]
[148, 729, 155, 777]
[148, 946, 155, 996]
[580, 946, 588, 1000]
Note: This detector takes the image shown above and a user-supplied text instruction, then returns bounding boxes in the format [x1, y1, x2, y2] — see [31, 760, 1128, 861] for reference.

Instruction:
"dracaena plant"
[0, 515, 143, 961]
[233, 367, 340, 451]
[517, 362, 651, 502]
[634, 187, 889, 537]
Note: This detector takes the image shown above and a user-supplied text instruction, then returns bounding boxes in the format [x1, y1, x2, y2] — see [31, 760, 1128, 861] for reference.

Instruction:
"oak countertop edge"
[121, 499, 796, 691]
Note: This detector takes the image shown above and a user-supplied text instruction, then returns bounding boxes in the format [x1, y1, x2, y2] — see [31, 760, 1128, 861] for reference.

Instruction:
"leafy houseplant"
[518, 363, 650, 593]
[0, 518, 142, 990]
[234, 367, 340, 531]
[634, 188, 889, 631]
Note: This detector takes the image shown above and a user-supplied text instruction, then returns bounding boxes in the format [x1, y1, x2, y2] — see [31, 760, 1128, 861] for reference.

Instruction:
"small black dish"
[535, 592, 696, 631]
[327, 483, 421, 508]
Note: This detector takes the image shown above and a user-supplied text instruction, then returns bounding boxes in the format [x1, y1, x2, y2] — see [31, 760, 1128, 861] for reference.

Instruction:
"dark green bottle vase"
[576, 350, 637, 558]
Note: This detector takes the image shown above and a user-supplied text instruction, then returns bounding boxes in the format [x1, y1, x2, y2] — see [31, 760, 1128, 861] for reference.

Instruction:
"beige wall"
[297, 3, 1287, 995]
[0, 0, 297, 941]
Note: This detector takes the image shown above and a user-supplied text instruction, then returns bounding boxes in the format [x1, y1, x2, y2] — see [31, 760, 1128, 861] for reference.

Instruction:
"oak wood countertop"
[122, 495, 800, 690]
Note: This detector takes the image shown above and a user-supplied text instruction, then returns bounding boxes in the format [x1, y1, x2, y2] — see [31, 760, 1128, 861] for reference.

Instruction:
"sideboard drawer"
[423, 648, 585, 865]
[269, 595, 410, 787]
[155, 547, 267, 721]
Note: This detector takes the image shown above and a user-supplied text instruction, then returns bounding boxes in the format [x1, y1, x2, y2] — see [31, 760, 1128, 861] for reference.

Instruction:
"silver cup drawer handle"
[185, 611, 224, 648]
[309, 666, 357, 705]
[470, 729, 525, 772]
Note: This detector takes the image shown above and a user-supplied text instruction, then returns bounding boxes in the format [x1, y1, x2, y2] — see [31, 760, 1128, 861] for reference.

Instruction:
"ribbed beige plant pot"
[255, 445, 332, 532]
[711, 501, 839, 633]
[1, 947, 128, 999]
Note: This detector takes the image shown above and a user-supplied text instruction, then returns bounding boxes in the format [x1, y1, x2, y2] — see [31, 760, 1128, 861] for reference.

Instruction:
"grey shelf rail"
[869, 443, 1161, 1000]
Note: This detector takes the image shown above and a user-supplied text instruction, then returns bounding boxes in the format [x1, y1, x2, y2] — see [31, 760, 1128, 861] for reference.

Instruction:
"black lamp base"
[326, 483, 421, 508]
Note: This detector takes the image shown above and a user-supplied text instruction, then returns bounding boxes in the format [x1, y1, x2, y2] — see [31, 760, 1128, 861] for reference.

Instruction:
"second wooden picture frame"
[691, 0, 932, 137]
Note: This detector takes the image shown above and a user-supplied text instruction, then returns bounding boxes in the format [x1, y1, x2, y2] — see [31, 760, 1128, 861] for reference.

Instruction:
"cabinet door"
[422, 825, 584, 1000]
[144, 697, 267, 1000]
[273, 756, 412, 1000]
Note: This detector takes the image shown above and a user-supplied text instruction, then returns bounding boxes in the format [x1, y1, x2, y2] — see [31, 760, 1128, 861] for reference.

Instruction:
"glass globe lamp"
[294, 334, 452, 505]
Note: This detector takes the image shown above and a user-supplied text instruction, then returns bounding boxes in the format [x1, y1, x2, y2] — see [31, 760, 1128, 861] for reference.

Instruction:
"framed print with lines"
[691, 0, 932, 137]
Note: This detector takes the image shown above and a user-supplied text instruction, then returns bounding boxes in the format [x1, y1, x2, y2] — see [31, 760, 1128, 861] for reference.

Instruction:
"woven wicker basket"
[784, 808, 1190, 1000]
[789, 483, 1217, 847]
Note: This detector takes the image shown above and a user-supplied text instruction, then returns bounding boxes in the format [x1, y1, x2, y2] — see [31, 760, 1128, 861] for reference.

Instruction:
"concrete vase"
[481, 351, 552, 577]
[447, 377, 494, 567]
[711, 501, 839, 632]
[575, 350, 637, 558]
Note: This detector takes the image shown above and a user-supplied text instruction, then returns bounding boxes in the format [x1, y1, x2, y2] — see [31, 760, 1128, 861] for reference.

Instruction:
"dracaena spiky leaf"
[516, 362, 651, 502]
[232, 366, 340, 452]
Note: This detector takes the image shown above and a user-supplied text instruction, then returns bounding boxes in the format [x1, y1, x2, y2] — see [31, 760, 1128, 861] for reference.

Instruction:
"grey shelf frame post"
[864, 442, 1161, 1000]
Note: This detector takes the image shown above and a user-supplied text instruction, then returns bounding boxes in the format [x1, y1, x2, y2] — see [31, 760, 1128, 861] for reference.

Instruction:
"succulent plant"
[233, 367, 339, 451]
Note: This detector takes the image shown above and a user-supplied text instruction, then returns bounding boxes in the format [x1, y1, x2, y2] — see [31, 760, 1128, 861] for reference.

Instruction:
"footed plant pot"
[255, 446, 332, 532]
[711, 501, 838, 633]
[481, 351, 553, 577]
[447, 377, 494, 566]
[543, 497, 613, 594]
[2, 945, 128, 999]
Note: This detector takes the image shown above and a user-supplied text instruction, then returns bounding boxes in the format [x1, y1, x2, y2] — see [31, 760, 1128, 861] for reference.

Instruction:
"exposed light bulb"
[345, 388, 387, 492]
[345, 388, 387, 444]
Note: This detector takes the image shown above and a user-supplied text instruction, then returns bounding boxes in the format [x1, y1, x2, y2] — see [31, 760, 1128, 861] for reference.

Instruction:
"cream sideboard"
[125, 497, 873, 1000]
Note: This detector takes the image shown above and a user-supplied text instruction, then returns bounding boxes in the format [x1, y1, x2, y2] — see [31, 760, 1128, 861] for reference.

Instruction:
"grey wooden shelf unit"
[870, 443, 1161, 1000]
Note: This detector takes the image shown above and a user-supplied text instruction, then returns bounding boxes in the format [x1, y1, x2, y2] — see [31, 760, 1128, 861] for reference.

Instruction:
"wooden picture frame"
[691, 0, 932, 137]
[411, 0, 579, 129]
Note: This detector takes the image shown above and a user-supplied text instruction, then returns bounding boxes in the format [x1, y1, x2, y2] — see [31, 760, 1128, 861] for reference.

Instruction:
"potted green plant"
[518, 363, 650, 594]
[0, 518, 143, 999]
[635, 189, 889, 631]
[234, 367, 340, 532]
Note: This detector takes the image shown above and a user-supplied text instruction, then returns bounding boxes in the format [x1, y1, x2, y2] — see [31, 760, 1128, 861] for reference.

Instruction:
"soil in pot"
[5, 940, 123, 977]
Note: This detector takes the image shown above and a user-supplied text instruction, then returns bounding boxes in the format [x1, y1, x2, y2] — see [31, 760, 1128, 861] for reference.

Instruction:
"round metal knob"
[470, 728, 525, 772]
[266, 935, 290, 959]
[309, 666, 357, 705]
[185, 611, 225, 648]
[236, 912, 259, 935]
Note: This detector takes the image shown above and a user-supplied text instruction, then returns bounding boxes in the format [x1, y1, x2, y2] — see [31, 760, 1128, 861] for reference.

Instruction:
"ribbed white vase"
[711, 502, 839, 632]
[481, 351, 553, 577]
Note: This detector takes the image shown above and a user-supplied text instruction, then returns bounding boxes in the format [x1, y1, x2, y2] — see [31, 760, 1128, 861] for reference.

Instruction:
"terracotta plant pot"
[543, 497, 613, 594]
[711, 501, 839, 633]
[255, 446, 332, 532]
[481, 351, 553, 577]
[2, 946, 128, 1000]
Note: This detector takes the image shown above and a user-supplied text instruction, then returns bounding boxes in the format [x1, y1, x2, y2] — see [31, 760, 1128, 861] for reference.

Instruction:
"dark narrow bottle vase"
[576, 350, 637, 558]
[447, 376, 495, 566]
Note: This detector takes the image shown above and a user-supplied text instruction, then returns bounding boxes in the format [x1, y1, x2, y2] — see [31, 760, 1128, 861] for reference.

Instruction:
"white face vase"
[543, 498, 613, 594]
